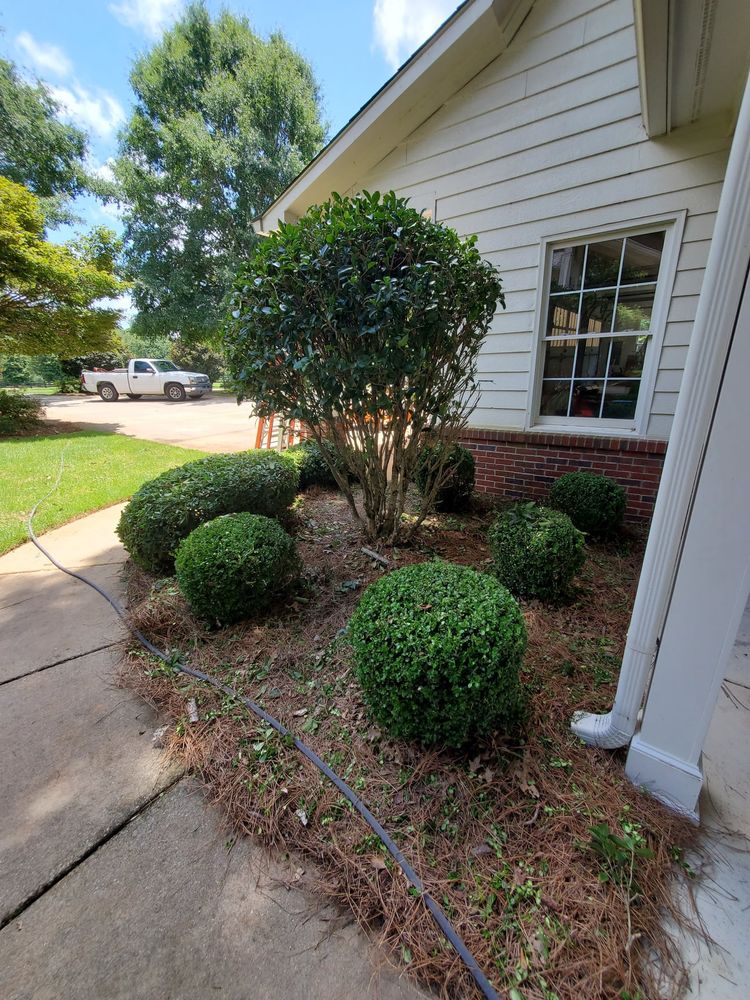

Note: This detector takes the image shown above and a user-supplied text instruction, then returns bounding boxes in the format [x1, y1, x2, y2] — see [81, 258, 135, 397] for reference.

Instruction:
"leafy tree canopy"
[0, 177, 125, 357]
[0, 57, 115, 226]
[115, 1, 326, 345]
[225, 191, 504, 542]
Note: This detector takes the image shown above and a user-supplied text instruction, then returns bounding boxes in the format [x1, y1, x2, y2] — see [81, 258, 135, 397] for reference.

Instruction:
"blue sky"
[2, 0, 457, 250]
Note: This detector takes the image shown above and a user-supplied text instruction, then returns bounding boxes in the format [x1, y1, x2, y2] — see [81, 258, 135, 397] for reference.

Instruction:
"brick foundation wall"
[460, 429, 667, 522]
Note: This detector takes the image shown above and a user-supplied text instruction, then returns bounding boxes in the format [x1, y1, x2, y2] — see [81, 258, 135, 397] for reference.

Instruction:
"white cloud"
[15, 31, 72, 77]
[91, 160, 116, 184]
[109, 0, 183, 38]
[50, 84, 126, 139]
[372, 0, 456, 70]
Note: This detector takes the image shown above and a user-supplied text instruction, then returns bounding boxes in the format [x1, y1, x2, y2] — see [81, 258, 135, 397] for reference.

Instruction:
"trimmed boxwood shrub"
[488, 502, 585, 602]
[549, 471, 626, 537]
[349, 560, 527, 747]
[286, 439, 340, 490]
[117, 450, 299, 574]
[175, 513, 300, 626]
[414, 442, 475, 511]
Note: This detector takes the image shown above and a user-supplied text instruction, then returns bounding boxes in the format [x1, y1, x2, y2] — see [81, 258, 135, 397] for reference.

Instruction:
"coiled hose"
[28, 451, 500, 1000]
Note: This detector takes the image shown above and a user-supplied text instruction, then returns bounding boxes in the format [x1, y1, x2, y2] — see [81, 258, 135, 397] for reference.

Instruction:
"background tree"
[0, 177, 124, 356]
[0, 57, 114, 226]
[224, 191, 504, 543]
[171, 340, 225, 382]
[115, 1, 326, 344]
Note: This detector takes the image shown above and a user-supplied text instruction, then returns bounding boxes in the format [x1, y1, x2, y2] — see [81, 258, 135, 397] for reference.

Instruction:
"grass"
[1, 385, 63, 396]
[0, 430, 208, 554]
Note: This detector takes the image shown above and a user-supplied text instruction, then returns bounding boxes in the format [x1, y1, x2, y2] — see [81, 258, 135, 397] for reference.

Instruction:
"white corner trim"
[572, 66, 750, 751]
[625, 735, 702, 822]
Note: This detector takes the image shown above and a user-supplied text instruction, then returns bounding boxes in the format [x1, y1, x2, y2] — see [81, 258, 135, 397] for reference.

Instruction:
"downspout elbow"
[571, 644, 654, 749]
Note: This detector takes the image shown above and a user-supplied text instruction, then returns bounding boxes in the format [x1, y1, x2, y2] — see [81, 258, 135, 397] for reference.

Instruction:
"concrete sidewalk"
[0, 507, 423, 1000]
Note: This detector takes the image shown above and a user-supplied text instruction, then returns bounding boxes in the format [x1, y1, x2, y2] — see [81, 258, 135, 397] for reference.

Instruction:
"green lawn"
[2, 385, 62, 396]
[0, 430, 208, 555]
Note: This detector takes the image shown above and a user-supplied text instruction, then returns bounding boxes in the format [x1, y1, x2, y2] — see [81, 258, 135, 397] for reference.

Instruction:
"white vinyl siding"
[353, 0, 729, 439]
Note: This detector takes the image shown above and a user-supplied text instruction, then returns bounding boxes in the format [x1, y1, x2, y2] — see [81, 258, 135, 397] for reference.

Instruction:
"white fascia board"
[260, 0, 533, 230]
[633, 0, 670, 137]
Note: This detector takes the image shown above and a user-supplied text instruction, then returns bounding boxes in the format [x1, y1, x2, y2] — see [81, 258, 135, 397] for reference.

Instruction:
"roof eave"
[258, 0, 534, 231]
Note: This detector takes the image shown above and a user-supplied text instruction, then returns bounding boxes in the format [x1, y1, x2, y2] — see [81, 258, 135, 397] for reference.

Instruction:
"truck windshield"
[150, 360, 179, 372]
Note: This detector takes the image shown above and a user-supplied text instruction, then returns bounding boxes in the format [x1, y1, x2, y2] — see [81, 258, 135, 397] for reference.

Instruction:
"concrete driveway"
[40, 392, 264, 453]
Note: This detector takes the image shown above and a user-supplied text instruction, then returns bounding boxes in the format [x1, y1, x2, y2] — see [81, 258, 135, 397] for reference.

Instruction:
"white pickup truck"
[81, 359, 212, 402]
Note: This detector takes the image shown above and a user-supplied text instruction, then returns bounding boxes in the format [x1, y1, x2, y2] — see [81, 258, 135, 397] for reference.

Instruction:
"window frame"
[526, 212, 686, 437]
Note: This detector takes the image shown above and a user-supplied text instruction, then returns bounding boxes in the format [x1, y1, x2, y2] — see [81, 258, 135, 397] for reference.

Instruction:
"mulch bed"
[120, 489, 698, 1000]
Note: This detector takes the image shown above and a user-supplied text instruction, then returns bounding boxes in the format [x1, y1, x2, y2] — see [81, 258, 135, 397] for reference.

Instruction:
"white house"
[258, 0, 749, 525]
[258, 0, 750, 820]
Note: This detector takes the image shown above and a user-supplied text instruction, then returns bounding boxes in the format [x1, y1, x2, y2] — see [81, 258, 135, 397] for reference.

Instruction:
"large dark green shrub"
[175, 513, 300, 626]
[549, 471, 626, 537]
[415, 441, 475, 511]
[59, 353, 121, 378]
[286, 439, 340, 490]
[349, 561, 526, 747]
[117, 450, 299, 574]
[170, 341, 225, 383]
[0, 390, 43, 434]
[225, 190, 504, 542]
[488, 503, 585, 602]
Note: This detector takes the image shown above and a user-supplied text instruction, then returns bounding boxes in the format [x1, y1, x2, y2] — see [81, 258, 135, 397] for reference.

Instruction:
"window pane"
[583, 239, 622, 288]
[574, 338, 609, 378]
[602, 380, 640, 419]
[571, 380, 604, 417]
[546, 294, 579, 337]
[615, 284, 656, 332]
[543, 340, 576, 378]
[607, 335, 648, 377]
[621, 231, 664, 284]
[550, 245, 585, 292]
[580, 289, 616, 335]
[540, 380, 571, 416]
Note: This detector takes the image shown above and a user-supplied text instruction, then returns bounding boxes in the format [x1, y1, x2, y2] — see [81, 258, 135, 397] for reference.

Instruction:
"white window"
[532, 221, 680, 431]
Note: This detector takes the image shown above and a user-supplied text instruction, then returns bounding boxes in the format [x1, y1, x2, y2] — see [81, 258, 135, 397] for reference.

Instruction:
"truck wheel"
[98, 383, 119, 401]
[165, 383, 187, 401]
[126, 393, 142, 400]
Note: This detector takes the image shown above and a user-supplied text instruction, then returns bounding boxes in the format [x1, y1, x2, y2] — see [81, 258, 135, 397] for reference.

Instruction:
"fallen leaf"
[470, 843, 493, 858]
[292, 708, 308, 717]
[370, 856, 388, 871]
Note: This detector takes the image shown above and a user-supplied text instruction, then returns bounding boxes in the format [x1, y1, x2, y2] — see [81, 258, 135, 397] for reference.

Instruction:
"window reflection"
[538, 229, 665, 421]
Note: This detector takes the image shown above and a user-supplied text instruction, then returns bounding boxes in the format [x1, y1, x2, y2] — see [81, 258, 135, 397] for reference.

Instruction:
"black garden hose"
[27, 451, 501, 1000]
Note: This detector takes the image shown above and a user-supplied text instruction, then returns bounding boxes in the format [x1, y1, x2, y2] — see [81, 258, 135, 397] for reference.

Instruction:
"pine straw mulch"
[119, 490, 699, 1000]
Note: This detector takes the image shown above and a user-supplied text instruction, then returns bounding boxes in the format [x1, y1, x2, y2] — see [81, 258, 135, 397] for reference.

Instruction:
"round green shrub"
[117, 450, 300, 574]
[548, 471, 626, 537]
[175, 513, 300, 625]
[286, 439, 341, 490]
[414, 442, 475, 511]
[349, 560, 527, 747]
[488, 502, 585, 602]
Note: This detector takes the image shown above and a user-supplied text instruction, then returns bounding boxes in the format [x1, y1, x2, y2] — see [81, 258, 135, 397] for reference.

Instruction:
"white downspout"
[572, 69, 750, 749]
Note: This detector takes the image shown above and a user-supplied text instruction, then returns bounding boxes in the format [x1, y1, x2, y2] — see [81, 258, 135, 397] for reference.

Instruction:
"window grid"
[540, 232, 663, 421]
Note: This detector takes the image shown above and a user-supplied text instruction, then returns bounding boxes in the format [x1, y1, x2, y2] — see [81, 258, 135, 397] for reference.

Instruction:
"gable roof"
[257, 0, 535, 231]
